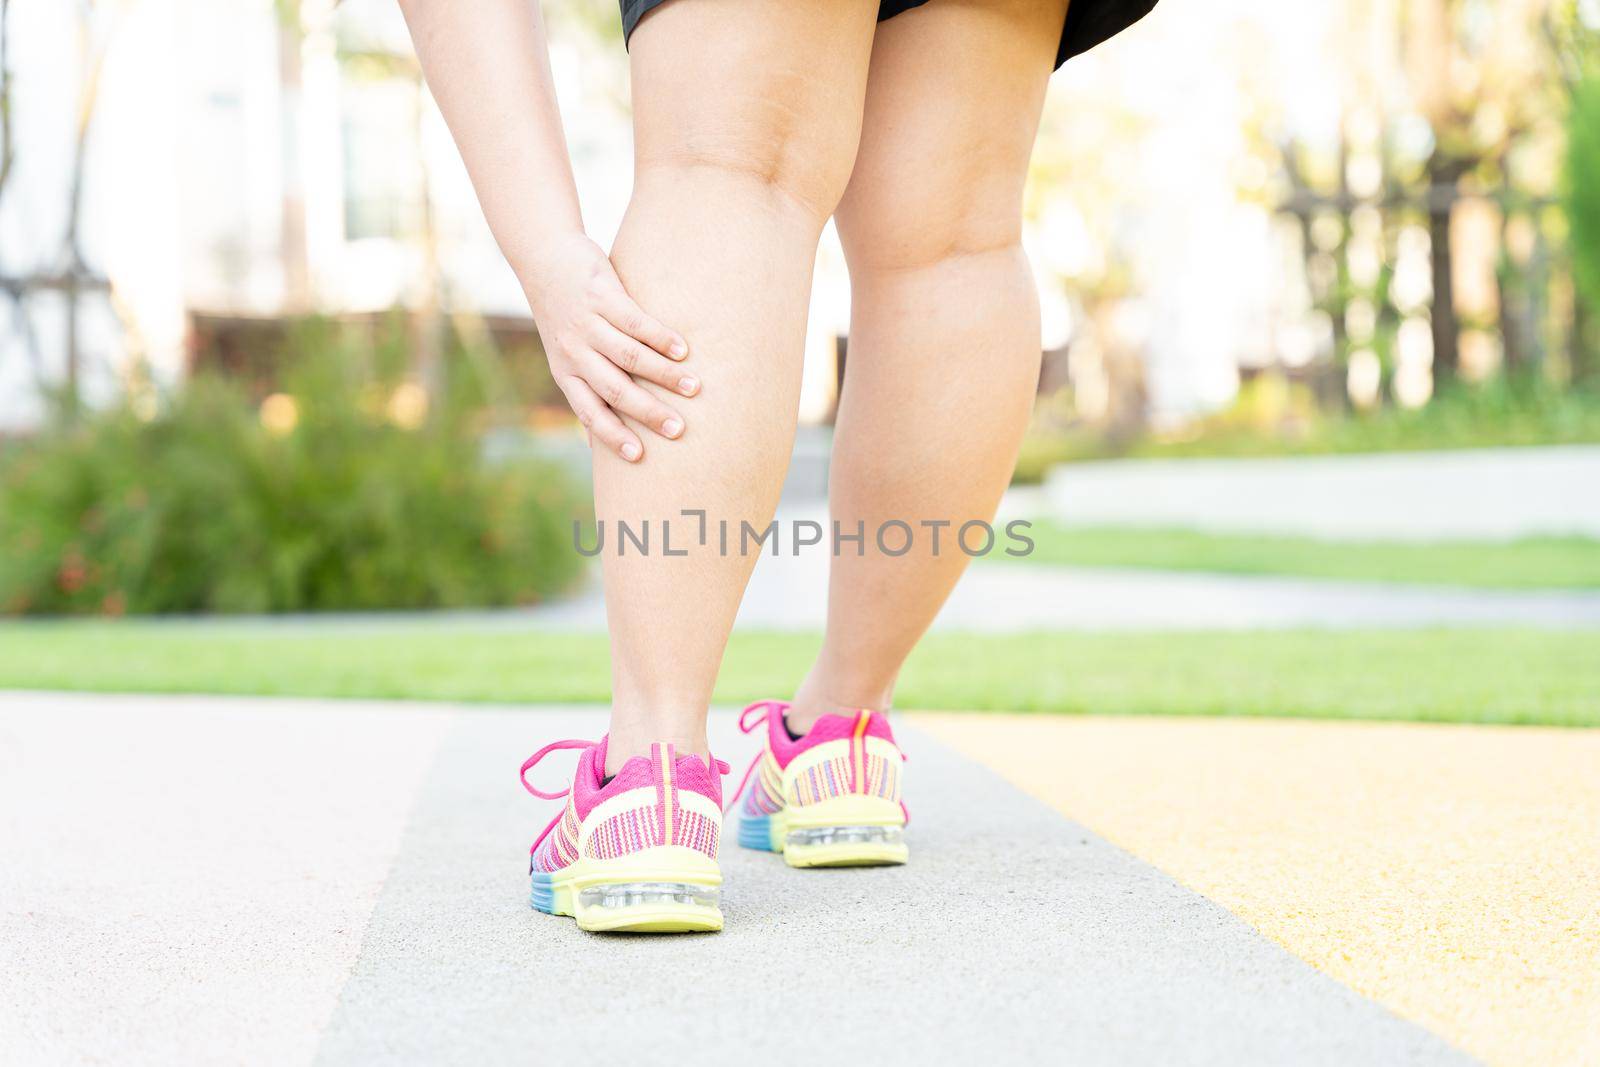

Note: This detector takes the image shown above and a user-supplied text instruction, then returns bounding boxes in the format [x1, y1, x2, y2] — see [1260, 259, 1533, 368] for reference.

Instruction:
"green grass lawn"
[1002, 524, 1600, 589]
[1, 622, 1594, 727]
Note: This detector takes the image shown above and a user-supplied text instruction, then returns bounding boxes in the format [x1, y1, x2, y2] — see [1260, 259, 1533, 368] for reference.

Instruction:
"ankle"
[789, 671, 893, 735]
[605, 705, 709, 777]
[604, 734, 710, 777]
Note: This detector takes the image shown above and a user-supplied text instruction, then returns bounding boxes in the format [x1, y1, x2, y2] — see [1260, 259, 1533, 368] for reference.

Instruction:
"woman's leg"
[599, 0, 878, 771]
[791, 0, 1069, 729]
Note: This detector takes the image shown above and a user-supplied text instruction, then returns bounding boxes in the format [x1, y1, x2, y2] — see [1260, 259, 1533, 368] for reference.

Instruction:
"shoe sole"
[741, 795, 908, 868]
[529, 846, 723, 933]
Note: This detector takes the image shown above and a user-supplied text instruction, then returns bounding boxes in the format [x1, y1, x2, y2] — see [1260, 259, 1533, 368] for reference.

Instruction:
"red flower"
[57, 549, 89, 594]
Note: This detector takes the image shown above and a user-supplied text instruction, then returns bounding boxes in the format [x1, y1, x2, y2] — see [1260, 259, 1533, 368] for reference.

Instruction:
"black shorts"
[619, 0, 1157, 70]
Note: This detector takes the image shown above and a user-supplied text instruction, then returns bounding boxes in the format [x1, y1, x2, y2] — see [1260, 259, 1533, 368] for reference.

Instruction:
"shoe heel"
[779, 796, 908, 868]
[537, 846, 724, 933]
[783, 824, 908, 868]
[573, 879, 722, 932]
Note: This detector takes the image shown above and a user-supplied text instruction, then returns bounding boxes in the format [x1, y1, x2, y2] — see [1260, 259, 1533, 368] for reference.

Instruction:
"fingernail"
[621, 442, 641, 461]
[679, 377, 699, 396]
[662, 417, 683, 438]
[670, 341, 688, 359]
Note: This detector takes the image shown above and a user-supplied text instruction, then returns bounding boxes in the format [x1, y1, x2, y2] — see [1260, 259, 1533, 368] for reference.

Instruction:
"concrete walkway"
[740, 557, 1600, 631]
[411, 552, 1600, 633]
[1, 694, 1474, 1066]
[1040, 445, 1600, 541]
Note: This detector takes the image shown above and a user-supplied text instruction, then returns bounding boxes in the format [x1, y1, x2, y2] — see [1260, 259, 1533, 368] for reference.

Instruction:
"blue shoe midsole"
[738, 813, 775, 851]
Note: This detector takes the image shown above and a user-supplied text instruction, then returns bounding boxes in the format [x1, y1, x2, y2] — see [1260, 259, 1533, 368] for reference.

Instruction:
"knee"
[849, 223, 1025, 278]
[840, 189, 1025, 275]
[636, 103, 861, 227]
[836, 153, 1029, 274]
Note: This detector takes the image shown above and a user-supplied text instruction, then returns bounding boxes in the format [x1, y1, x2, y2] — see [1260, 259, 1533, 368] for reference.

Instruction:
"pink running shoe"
[727, 701, 908, 868]
[523, 737, 728, 933]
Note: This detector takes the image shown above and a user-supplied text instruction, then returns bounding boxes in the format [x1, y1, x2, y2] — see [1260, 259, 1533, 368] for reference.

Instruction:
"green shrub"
[0, 322, 588, 615]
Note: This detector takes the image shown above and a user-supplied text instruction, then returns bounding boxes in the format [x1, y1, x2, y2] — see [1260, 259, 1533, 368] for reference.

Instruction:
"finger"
[583, 360, 686, 441]
[558, 375, 642, 462]
[597, 291, 688, 360]
[592, 320, 700, 398]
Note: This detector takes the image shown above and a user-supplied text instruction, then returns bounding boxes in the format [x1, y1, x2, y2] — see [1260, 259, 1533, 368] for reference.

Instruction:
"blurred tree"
[1566, 76, 1600, 373]
[0, 0, 12, 203]
[0, 0, 123, 416]
[274, 0, 311, 312]
[1400, 0, 1563, 385]
[0, 0, 25, 379]
[1272, 0, 1576, 409]
[334, 1, 526, 421]
[1553, 7, 1600, 381]
[1026, 88, 1152, 441]
[58, 0, 121, 417]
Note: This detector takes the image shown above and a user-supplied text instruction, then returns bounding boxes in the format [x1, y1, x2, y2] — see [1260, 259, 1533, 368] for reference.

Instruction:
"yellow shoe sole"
[529, 846, 723, 933]
[743, 795, 909, 868]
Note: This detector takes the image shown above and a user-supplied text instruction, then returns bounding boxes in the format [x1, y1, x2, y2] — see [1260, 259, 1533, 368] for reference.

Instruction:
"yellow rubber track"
[916, 713, 1600, 1067]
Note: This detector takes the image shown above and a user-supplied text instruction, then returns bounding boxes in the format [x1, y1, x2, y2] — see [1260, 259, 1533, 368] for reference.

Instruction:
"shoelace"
[723, 700, 786, 815]
[521, 737, 733, 859]
[521, 738, 594, 859]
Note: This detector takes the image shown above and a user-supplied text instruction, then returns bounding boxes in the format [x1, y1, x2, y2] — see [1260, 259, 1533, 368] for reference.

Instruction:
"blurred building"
[0, 1, 620, 428]
[1, 0, 1580, 436]
[0, 0, 856, 433]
